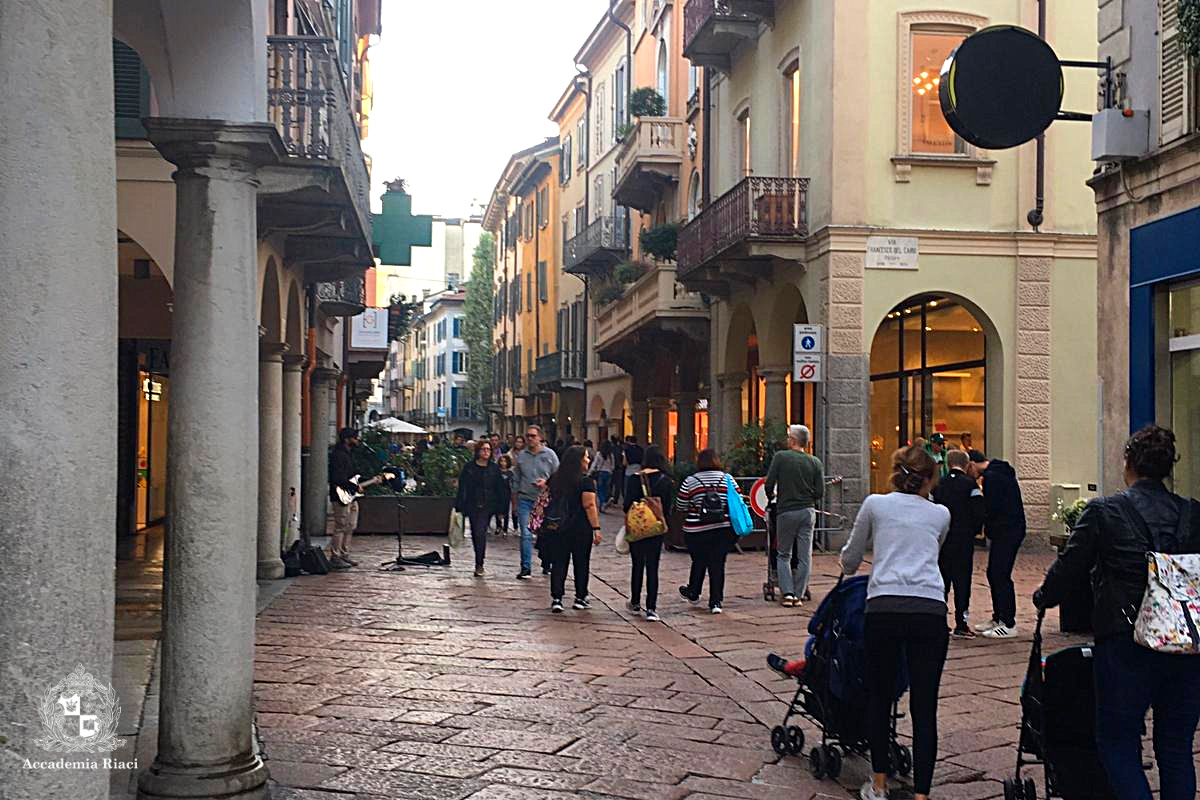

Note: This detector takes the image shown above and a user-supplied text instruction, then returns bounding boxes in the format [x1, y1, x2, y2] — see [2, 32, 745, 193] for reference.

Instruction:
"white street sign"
[866, 236, 919, 270]
[793, 323, 823, 354]
[793, 353, 824, 383]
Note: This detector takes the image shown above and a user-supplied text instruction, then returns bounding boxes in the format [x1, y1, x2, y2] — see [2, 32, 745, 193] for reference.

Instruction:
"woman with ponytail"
[841, 445, 951, 800]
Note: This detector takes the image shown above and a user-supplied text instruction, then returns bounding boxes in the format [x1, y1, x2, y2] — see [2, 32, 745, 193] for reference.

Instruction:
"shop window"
[1168, 281, 1200, 497]
[869, 295, 987, 492]
[784, 62, 801, 176]
[909, 31, 965, 154]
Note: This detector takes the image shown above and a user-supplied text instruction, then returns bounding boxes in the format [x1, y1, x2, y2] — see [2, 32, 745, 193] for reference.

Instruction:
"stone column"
[631, 399, 650, 444]
[304, 368, 338, 540]
[0, 4, 115, 798]
[257, 342, 287, 580]
[717, 371, 746, 454]
[1016, 256, 1053, 538]
[676, 392, 699, 463]
[825, 251, 869, 522]
[139, 119, 280, 800]
[759, 365, 791, 426]
[281, 354, 305, 549]
[648, 397, 672, 449]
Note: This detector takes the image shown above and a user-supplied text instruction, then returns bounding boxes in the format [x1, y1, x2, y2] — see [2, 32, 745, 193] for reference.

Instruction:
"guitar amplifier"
[299, 545, 331, 575]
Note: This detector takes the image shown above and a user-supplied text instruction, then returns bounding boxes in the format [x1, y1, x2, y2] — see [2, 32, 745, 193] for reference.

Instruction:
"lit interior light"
[920, 71, 928, 78]
[925, 326, 932, 332]
[924, 82, 933, 90]
[929, 300, 938, 306]
[917, 88, 926, 95]
[913, 77, 921, 85]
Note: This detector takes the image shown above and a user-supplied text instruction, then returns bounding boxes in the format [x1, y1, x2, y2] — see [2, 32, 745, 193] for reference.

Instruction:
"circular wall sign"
[939, 25, 1063, 150]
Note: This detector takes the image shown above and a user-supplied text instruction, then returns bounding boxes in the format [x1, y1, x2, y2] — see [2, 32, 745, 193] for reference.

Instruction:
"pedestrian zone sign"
[793, 324, 824, 383]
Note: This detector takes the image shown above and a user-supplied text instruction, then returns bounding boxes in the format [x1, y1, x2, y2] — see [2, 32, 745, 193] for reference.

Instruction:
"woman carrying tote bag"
[673, 448, 737, 614]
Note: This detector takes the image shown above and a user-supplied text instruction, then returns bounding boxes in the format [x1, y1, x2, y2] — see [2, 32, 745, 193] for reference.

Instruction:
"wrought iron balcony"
[315, 274, 366, 317]
[614, 117, 687, 212]
[564, 216, 629, 276]
[677, 176, 810, 289]
[534, 351, 586, 392]
[683, 0, 774, 72]
[263, 35, 373, 283]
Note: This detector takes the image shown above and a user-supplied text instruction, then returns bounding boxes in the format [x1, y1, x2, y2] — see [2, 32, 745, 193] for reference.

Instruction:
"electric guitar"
[333, 470, 397, 506]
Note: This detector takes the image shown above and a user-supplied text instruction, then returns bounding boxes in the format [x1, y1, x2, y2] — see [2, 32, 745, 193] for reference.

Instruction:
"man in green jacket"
[765, 425, 824, 607]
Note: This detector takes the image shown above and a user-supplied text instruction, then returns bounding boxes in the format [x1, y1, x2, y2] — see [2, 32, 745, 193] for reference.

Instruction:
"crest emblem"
[33, 665, 127, 753]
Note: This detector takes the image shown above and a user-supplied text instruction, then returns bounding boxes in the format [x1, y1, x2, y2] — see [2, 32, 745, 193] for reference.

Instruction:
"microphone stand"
[379, 486, 452, 571]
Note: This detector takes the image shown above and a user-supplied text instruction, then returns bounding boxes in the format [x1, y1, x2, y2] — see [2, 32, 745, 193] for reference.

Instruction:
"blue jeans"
[596, 471, 612, 507]
[1093, 635, 1200, 800]
[516, 496, 536, 571]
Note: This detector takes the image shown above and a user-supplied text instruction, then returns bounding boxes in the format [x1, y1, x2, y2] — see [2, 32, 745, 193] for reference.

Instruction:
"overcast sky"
[363, 1, 612, 219]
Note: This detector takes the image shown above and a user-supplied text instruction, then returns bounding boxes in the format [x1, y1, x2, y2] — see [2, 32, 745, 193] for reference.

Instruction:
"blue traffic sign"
[801, 335, 816, 351]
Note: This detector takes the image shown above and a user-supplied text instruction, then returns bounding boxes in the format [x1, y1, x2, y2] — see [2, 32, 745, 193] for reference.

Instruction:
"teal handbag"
[725, 475, 754, 537]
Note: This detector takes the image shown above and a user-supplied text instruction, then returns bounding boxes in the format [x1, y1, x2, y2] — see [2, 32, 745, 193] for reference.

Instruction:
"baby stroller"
[768, 575, 911, 780]
[1003, 609, 1116, 800]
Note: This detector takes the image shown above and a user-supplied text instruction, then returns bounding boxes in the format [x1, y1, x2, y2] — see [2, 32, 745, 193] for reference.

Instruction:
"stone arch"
[721, 303, 758, 375]
[588, 393, 606, 421]
[759, 282, 809, 368]
[113, 0, 266, 122]
[284, 277, 304, 354]
[118, 229, 173, 339]
[260, 257, 283, 344]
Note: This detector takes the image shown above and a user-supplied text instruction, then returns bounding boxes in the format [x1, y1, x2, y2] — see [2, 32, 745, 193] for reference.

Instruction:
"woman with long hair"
[1035, 426, 1200, 800]
[454, 440, 508, 577]
[841, 444, 950, 800]
[546, 445, 602, 613]
[673, 448, 736, 614]
[622, 445, 674, 621]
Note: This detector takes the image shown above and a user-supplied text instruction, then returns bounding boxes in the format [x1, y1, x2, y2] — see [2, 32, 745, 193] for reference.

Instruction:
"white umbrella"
[369, 417, 428, 435]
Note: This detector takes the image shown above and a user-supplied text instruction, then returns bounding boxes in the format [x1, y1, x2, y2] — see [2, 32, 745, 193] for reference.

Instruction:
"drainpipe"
[338, 311, 349, 427]
[534, 196, 542, 424]
[702, 66, 711, 206]
[302, 288, 317, 448]
[1027, 0, 1046, 231]
[608, 0, 633, 254]
[575, 64, 593, 432]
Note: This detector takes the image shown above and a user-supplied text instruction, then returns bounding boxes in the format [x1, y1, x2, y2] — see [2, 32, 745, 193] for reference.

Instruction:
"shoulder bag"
[726, 474, 754, 537]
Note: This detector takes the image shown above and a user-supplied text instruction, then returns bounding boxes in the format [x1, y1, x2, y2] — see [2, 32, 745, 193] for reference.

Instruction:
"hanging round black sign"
[939, 25, 1063, 149]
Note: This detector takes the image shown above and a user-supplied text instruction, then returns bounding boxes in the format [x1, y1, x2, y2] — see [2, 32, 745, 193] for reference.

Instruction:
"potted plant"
[630, 87, 667, 118]
[402, 441, 472, 534]
[614, 260, 647, 285]
[639, 223, 678, 262]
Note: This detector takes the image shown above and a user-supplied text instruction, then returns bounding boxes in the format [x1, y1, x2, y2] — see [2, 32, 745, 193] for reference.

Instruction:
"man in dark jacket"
[933, 449, 985, 637]
[328, 428, 362, 569]
[969, 450, 1026, 637]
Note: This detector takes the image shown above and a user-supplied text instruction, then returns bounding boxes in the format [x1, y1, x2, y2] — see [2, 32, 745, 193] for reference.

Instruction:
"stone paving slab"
[248, 517, 1198, 800]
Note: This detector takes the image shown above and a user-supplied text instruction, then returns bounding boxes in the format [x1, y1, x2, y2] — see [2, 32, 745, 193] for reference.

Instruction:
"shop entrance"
[869, 294, 987, 492]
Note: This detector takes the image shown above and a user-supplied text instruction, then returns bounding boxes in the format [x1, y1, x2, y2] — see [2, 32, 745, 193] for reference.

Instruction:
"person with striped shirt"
[673, 448, 736, 614]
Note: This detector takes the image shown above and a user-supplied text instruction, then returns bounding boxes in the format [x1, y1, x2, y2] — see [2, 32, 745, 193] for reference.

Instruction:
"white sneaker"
[710, 605, 723, 614]
[645, 609, 660, 622]
[973, 618, 1000, 633]
[859, 781, 888, 800]
[981, 624, 1017, 638]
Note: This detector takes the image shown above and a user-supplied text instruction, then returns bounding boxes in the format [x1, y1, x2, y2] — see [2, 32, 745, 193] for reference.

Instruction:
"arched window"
[868, 295, 987, 492]
[687, 171, 701, 221]
[657, 41, 669, 109]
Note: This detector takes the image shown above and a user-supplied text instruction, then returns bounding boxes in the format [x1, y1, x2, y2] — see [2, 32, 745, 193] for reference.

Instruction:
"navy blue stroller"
[769, 575, 911, 780]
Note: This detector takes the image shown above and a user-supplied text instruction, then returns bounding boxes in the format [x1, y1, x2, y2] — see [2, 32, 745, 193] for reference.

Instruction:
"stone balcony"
[594, 263, 708, 373]
[683, 0, 774, 72]
[534, 351, 586, 393]
[677, 176, 810, 295]
[315, 273, 366, 317]
[613, 117, 687, 213]
[258, 35, 374, 284]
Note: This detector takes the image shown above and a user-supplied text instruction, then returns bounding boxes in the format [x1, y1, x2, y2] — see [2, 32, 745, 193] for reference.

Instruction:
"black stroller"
[1003, 609, 1116, 800]
[768, 575, 911, 780]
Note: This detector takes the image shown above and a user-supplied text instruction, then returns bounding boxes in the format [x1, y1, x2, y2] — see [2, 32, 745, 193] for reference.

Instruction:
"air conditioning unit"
[1091, 108, 1150, 161]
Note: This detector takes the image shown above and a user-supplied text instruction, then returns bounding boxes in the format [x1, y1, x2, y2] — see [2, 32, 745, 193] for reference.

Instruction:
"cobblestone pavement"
[254, 507, 1138, 800]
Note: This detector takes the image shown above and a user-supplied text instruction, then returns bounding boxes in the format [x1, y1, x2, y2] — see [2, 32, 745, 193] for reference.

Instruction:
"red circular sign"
[749, 478, 769, 518]
[798, 364, 816, 380]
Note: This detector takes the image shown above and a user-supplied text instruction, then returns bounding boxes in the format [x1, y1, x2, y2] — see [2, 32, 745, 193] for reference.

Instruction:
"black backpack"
[539, 490, 573, 534]
[695, 478, 727, 525]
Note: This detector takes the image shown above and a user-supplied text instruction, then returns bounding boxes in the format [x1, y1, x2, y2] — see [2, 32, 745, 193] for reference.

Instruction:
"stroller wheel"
[1002, 777, 1021, 800]
[786, 725, 805, 755]
[825, 745, 843, 778]
[770, 725, 788, 755]
[808, 745, 827, 779]
[763, 583, 775, 601]
[896, 744, 912, 777]
[1022, 777, 1037, 800]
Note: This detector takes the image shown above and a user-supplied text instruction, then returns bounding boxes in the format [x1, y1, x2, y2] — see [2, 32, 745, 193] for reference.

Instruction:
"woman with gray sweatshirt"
[841, 444, 951, 800]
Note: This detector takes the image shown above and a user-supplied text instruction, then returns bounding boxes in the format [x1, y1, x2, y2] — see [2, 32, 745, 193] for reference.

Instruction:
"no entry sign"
[749, 477, 769, 518]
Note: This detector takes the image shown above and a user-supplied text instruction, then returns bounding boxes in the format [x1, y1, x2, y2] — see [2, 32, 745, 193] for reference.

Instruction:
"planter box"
[354, 495, 454, 535]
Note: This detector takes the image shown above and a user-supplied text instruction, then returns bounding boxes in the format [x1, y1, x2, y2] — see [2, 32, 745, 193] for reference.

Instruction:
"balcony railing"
[678, 176, 810, 274]
[315, 274, 366, 317]
[594, 264, 707, 352]
[683, 0, 771, 71]
[563, 216, 629, 274]
[267, 35, 371, 237]
[614, 117, 687, 211]
[534, 351, 586, 389]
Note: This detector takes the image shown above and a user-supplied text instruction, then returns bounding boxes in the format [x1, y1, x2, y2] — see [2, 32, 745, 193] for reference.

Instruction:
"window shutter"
[1161, 0, 1192, 144]
[113, 40, 149, 138]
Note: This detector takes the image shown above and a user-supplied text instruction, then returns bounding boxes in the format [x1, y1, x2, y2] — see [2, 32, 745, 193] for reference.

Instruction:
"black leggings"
[629, 535, 663, 610]
[549, 529, 593, 601]
[685, 529, 733, 607]
[864, 612, 949, 796]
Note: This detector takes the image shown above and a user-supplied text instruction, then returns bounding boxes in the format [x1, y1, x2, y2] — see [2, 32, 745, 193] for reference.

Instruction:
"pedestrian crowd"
[336, 420, 1199, 800]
